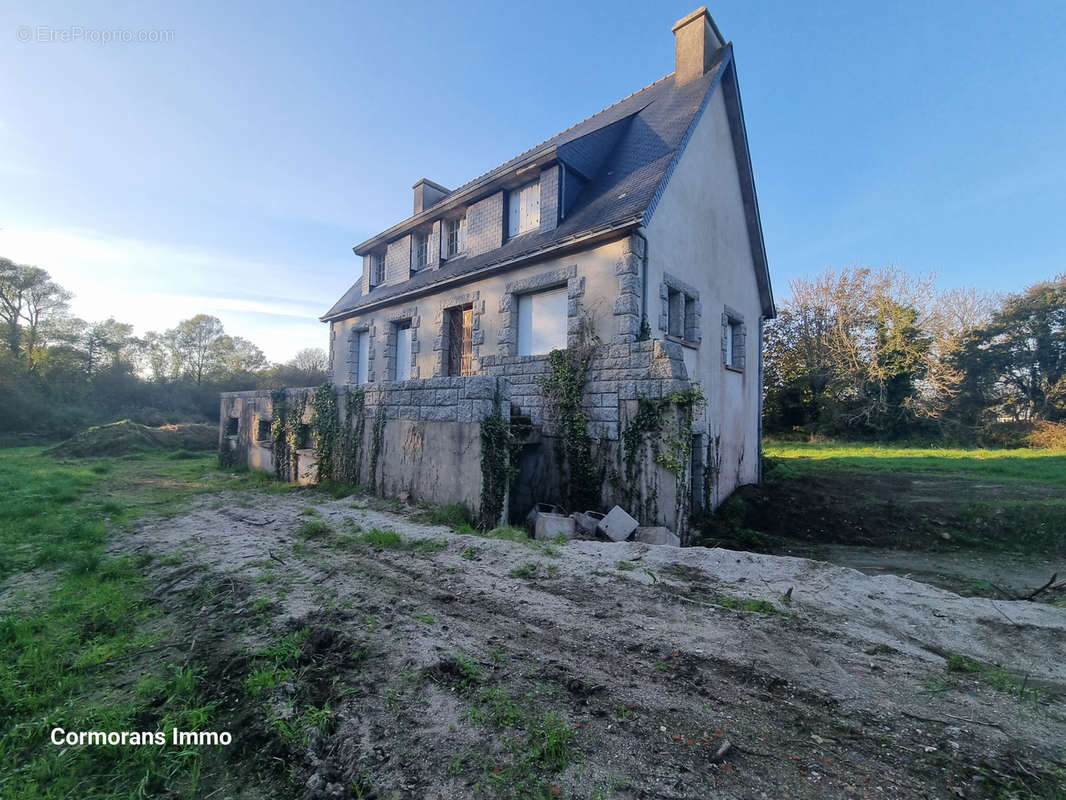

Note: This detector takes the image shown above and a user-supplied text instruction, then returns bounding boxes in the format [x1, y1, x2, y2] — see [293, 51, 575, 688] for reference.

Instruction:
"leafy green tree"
[0, 258, 71, 365]
[952, 276, 1066, 424]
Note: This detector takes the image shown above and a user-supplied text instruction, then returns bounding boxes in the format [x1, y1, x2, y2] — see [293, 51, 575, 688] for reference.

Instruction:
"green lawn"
[764, 440, 1066, 486]
[0, 447, 278, 799]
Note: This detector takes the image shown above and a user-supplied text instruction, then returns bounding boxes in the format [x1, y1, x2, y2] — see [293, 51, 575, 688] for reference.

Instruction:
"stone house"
[221, 7, 774, 539]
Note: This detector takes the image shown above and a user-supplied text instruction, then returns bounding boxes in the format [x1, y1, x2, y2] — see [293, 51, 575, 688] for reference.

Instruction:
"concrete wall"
[643, 84, 765, 505]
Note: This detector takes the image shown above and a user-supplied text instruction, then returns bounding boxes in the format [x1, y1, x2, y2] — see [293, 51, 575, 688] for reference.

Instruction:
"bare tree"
[289, 347, 329, 374]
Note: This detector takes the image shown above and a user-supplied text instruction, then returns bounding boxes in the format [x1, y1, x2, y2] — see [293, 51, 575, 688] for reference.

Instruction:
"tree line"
[764, 267, 1066, 446]
[0, 257, 330, 439]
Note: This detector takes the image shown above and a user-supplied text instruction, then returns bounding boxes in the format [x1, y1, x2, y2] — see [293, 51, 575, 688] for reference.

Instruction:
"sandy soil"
[113, 489, 1066, 799]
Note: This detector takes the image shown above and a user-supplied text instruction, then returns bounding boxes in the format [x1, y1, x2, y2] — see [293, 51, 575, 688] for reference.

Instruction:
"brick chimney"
[672, 7, 725, 86]
[412, 178, 449, 214]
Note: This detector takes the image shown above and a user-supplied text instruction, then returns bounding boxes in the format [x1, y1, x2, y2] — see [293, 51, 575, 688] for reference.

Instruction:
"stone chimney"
[672, 7, 725, 86]
[413, 178, 450, 214]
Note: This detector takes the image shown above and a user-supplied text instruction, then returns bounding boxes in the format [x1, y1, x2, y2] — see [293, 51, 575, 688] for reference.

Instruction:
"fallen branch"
[268, 549, 286, 565]
[1023, 572, 1058, 601]
[901, 709, 1001, 729]
[670, 593, 774, 615]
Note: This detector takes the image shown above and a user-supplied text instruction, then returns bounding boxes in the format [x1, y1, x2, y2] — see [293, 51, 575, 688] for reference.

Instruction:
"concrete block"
[535, 513, 575, 541]
[598, 505, 638, 542]
[634, 526, 680, 547]
[571, 511, 605, 537]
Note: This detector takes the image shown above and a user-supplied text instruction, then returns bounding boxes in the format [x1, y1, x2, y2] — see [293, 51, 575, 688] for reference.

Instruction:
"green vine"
[368, 404, 386, 494]
[619, 384, 705, 542]
[286, 391, 308, 480]
[538, 348, 598, 511]
[479, 379, 514, 529]
[620, 397, 665, 522]
[217, 431, 239, 469]
[269, 388, 290, 481]
[339, 386, 366, 486]
[310, 383, 339, 482]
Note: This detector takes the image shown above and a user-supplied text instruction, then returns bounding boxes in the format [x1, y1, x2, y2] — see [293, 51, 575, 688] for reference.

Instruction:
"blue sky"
[1, 0, 1064, 361]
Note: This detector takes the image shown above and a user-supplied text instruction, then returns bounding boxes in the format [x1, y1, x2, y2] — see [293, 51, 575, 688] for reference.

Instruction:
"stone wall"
[223, 340, 699, 535]
[481, 338, 694, 530]
[220, 376, 509, 521]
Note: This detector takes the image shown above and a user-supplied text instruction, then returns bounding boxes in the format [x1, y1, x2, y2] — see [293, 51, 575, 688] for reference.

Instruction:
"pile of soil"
[46, 420, 217, 458]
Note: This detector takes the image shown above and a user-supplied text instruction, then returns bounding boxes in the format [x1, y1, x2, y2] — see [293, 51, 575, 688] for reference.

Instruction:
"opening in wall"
[256, 419, 271, 442]
[225, 417, 239, 437]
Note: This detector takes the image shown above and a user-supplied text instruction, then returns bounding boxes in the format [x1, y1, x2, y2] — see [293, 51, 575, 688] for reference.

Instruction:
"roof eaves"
[323, 215, 642, 321]
[352, 145, 559, 255]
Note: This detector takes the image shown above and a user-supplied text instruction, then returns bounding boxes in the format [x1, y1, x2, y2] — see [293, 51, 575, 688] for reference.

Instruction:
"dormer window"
[370, 252, 385, 287]
[413, 232, 428, 271]
[508, 181, 540, 238]
[445, 217, 466, 258]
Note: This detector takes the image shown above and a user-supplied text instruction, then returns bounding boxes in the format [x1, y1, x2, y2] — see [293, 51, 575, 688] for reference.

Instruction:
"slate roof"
[323, 46, 732, 321]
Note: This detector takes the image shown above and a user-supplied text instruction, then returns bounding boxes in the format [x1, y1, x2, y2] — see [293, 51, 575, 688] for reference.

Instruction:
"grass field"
[0, 447, 277, 799]
[697, 440, 1066, 558]
[764, 440, 1066, 486]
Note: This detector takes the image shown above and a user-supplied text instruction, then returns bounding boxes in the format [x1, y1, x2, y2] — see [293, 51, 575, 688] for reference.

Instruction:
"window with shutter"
[394, 323, 412, 381]
[508, 181, 540, 238]
[355, 331, 369, 384]
[516, 287, 567, 356]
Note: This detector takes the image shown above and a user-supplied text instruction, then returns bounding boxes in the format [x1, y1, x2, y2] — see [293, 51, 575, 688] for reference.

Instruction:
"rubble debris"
[571, 511, 605, 538]
[534, 513, 575, 541]
[525, 503, 564, 535]
[597, 506, 639, 542]
[634, 526, 680, 547]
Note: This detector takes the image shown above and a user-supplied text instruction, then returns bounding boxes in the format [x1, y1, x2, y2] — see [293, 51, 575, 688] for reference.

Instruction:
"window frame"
[370, 252, 385, 287]
[722, 307, 746, 372]
[412, 232, 428, 271]
[446, 217, 465, 258]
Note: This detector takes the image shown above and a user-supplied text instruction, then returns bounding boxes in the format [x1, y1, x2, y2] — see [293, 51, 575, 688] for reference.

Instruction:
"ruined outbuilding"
[221, 7, 775, 541]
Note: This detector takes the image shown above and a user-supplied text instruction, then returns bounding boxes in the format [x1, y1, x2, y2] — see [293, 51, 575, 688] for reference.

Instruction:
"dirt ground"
[111, 488, 1066, 799]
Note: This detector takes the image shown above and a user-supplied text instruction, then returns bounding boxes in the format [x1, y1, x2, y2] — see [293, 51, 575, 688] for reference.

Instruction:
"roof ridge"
[443, 72, 674, 199]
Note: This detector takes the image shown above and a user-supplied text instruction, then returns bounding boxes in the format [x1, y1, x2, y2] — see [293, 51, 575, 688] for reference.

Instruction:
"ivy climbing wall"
[219, 377, 510, 525]
[220, 339, 704, 539]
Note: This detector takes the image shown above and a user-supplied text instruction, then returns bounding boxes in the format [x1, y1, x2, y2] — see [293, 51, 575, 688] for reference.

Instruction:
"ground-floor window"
[355, 330, 370, 384]
[517, 286, 567, 356]
[447, 304, 473, 376]
[394, 322, 413, 381]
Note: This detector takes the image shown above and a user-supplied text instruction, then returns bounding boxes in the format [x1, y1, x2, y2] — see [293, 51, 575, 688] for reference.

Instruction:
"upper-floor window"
[370, 252, 385, 287]
[723, 309, 746, 371]
[508, 181, 540, 238]
[413, 232, 428, 271]
[446, 217, 466, 258]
